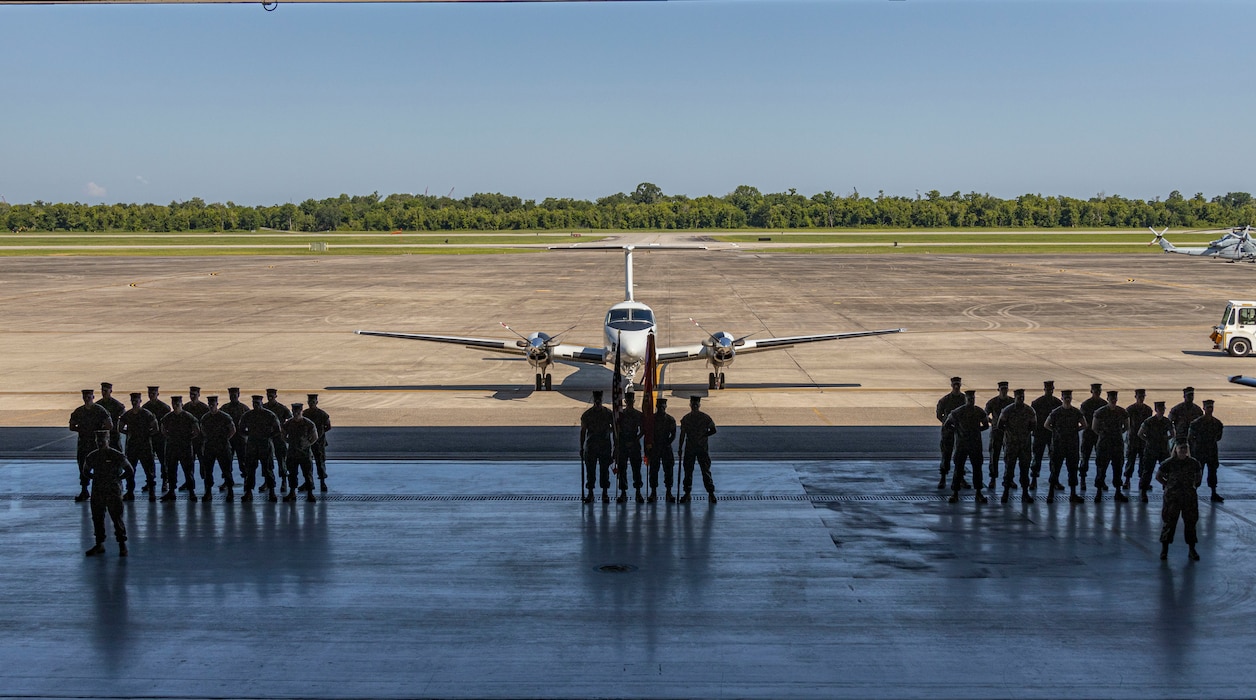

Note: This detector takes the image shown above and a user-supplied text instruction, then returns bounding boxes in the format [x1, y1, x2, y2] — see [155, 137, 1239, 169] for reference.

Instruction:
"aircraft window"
[632, 309, 655, 324]
[1240, 308, 1256, 325]
[607, 309, 630, 324]
[606, 308, 652, 331]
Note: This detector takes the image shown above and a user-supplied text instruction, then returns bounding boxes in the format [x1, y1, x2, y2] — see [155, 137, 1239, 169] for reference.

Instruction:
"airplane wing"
[655, 328, 903, 364]
[354, 331, 610, 365]
[354, 330, 526, 355]
[551, 344, 609, 365]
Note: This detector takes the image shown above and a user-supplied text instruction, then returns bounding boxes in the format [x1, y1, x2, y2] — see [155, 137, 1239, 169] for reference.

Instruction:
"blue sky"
[1, 0, 1252, 205]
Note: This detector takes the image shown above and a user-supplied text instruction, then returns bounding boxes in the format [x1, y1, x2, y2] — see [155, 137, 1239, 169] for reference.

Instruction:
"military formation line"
[69, 382, 333, 557]
[938, 377, 1221, 560]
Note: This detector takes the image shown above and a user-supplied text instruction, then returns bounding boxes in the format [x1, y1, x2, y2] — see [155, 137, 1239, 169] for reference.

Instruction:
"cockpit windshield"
[606, 308, 655, 331]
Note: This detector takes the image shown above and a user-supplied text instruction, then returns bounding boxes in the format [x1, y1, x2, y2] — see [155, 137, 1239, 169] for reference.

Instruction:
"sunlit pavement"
[2, 458, 1254, 699]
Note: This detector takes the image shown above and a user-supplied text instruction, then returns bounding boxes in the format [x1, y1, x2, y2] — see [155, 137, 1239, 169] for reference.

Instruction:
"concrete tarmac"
[3, 457, 1253, 699]
[3, 246, 1256, 429]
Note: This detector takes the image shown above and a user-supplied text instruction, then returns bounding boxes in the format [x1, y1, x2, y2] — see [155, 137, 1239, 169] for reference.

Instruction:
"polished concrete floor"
[2, 457, 1254, 699]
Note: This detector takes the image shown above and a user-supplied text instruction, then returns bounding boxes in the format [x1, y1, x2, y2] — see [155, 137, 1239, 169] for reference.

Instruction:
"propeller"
[1147, 226, 1169, 246]
[500, 322, 577, 353]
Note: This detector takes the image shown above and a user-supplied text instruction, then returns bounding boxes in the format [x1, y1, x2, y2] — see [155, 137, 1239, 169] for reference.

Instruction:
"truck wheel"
[1231, 339, 1251, 357]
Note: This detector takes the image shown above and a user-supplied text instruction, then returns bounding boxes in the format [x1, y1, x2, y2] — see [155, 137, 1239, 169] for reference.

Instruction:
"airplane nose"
[622, 333, 648, 362]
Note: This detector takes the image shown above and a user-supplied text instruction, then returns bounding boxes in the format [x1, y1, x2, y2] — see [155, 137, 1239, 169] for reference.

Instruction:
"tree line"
[3, 185, 1255, 233]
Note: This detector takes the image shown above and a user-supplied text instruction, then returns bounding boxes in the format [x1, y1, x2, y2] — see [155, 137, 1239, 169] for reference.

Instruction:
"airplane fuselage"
[603, 300, 655, 374]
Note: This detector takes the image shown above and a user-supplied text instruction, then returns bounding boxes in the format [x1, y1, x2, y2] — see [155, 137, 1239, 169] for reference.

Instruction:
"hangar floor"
[3, 457, 1254, 699]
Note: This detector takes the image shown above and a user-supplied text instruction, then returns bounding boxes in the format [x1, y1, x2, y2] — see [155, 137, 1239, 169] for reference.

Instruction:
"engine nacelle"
[707, 331, 739, 366]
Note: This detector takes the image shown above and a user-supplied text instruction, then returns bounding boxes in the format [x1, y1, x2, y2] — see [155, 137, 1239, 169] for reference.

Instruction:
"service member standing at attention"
[96, 382, 126, 450]
[1137, 401, 1175, 503]
[647, 397, 677, 503]
[83, 431, 134, 558]
[118, 392, 159, 502]
[996, 388, 1037, 504]
[239, 395, 283, 503]
[221, 387, 250, 491]
[935, 377, 966, 489]
[263, 389, 293, 491]
[944, 390, 990, 504]
[142, 386, 172, 493]
[182, 386, 211, 491]
[1168, 387, 1203, 448]
[1044, 389, 1086, 504]
[984, 381, 1015, 490]
[303, 393, 333, 493]
[199, 396, 237, 502]
[1090, 390, 1130, 502]
[616, 391, 645, 504]
[1079, 383, 1106, 488]
[579, 391, 614, 504]
[1030, 380, 1062, 491]
[1156, 442, 1203, 561]
[1123, 389, 1152, 491]
[1188, 399, 1225, 503]
[282, 403, 320, 503]
[678, 396, 718, 504]
[70, 388, 114, 502]
[160, 396, 201, 503]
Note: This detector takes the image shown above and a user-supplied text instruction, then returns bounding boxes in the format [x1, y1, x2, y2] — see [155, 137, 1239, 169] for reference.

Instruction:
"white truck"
[1212, 300, 1256, 356]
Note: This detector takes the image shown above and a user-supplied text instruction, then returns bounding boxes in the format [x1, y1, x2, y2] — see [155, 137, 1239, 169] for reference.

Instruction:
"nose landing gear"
[535, 373, 553, 391]
[707, 372, 726, 390]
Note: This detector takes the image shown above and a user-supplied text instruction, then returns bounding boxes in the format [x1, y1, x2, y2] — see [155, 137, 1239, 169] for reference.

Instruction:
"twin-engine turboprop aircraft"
[355, 245, 903, 390]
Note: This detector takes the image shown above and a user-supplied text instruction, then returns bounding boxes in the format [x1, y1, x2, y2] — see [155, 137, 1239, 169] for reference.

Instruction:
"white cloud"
[85, 182, 106, 198]
[135, 175, 149, 185]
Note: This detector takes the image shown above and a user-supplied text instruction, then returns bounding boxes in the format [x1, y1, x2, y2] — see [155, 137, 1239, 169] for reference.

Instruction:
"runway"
[3, 457, 1254, 699]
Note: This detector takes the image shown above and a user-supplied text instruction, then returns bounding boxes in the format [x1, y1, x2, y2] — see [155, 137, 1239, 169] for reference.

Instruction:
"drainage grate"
[2, 492, 1247, 504]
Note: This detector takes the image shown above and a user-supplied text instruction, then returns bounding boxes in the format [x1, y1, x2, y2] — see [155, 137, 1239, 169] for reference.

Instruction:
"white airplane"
[355, 245, 904, 390]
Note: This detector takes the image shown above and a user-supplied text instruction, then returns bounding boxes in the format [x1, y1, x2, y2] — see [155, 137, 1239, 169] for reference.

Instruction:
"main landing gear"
[708, 372, 725, 390]
[535, 373, 553, 391]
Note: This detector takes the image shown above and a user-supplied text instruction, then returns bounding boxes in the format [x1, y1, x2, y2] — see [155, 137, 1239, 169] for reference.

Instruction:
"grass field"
[0, 229, 1227, 256]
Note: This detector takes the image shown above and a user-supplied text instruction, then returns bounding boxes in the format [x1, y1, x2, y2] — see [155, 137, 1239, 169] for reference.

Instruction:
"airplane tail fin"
[548, 243, 708, 302]
[1148, 227, 1175, 252]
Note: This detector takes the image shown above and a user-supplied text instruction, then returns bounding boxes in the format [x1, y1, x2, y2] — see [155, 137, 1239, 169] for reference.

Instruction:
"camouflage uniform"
[996, 397, 1036, 495]
[943, 394, 989, 497]
[70, 399, 113, 493]
[199, 409, 237, 491]
[1046, 403, 1085, 490]
[679, 405, 718, 498]
[142, 391, 172, 480]
[118, 404, 159, 496]
[648, 407, 677, 495]
[221, 392, 250, 482]
[1078, 388, 1106, 482]
[263, 396, 293, 486]
[616, 402, 644, 495]
[239, 402, 282, 496]
[1157, 455, 1202, 546]
[282, 411, 319, 495]
[580, 403, 615, 493]
[184, 392, 210, 482]
[1137, 413, 1175, 493]
[85, 441, 134, 547]
[1168, 398, 1203, 449]
[935, 388, 966, 481]
[1189, 413, 1224, 491]
[1091, 402, 1128, 491]
[96, 390, 126, 450]
[984, 387, 1015, 486]
[1124, 397, 1153, 485]
[303, 400, 332, 483]
[1030, 389, 1062, 480]
[161, 409, 200, 497]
